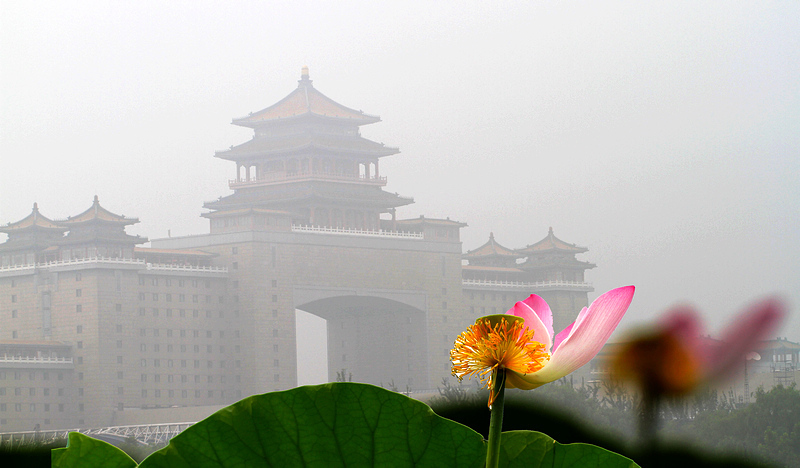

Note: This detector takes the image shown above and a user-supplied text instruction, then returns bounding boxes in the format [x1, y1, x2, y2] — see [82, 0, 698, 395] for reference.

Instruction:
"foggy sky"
[2, 0, 798, 356]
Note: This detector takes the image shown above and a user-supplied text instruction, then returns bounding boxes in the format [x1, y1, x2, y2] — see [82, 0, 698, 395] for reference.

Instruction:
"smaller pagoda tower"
[57, 195, 146, 260]
[516, 227, 596, 284]
[0, 203, 67, 266]
[462, 232, 524, 283]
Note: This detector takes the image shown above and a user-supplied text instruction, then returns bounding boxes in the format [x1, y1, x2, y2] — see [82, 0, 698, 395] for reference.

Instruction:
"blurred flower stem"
[486, 368, 506, 468]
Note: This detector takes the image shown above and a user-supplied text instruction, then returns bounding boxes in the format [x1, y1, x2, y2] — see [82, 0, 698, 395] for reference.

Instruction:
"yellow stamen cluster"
[450, 316, 549, 405]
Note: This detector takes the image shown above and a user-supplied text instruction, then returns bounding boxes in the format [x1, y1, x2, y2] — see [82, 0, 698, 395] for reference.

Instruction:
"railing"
[0, 355, 73, 364]
[0, 258, 227, 275]
[146, 263, 228, 274]
[292, 224, 424, 239]
[0, 421, 196, 447]
[462, 279, 594, 291]
[229, 171, 387, 188]
[0, 257, 145, 272]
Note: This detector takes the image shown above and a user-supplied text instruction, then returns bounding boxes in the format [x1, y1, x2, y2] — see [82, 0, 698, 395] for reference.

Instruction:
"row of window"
[0, 371, 65, 381]
[129, 328, 240, 339]
[138, 278, 213, 288]
[0, 403, 67, 412]
[136, 308, 231, 319]
[138, 293, 226, 303]
[0, 387, 66, 396]
[138, 373, 241, 383]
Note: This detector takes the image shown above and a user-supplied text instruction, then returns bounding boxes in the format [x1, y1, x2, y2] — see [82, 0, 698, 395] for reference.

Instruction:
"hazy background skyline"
[2, 0, 798, 368]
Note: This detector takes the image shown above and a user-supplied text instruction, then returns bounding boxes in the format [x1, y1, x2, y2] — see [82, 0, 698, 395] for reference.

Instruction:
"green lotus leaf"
[499, 430, 640, 468]
[51, 431, 137, 468]
[140, 382, 485, 467]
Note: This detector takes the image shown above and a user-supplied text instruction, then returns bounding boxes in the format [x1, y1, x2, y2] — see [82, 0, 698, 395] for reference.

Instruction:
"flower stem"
[486, 369, 506, 468]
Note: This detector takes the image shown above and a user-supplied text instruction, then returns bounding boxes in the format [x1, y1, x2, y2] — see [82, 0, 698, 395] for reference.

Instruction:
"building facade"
[0, 68, 595, 432]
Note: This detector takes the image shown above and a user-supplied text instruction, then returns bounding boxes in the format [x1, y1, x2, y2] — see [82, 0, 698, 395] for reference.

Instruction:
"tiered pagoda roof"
[0, 203, 67, 253]
[0, 203, 65, 234]
[517, 227, 596, 271]
[231, 66, 380, 128]
[464, 233, 521, 263]
[58, 196, 146, 246]
[516, 227, 589, 255]
[61, 195, 139, 227]
[205, 68, 412, 225]
[217, 132, 398, 162]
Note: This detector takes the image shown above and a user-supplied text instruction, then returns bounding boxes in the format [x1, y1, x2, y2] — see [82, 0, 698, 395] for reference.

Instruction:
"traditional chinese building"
[1, 68, 599, 432]
[462, 228, 595, 332]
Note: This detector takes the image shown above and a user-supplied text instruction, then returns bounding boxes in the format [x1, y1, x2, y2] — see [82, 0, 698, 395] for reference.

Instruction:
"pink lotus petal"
[659, 306, 711, 366]
[519, 286, 635, 384]
[522, 295, 554, 345]
[708, 297, 785, 380]
[552, 320, 575, 352]
[507, 296, 553, 351]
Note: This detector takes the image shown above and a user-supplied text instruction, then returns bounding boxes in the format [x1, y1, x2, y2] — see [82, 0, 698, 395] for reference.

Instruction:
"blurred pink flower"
[503, 285, 636, 390]
[613, 297, 786, 396]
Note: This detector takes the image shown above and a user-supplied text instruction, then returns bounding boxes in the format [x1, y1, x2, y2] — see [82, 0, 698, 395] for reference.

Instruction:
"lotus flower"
[451, 286, 635, 403]
[612, 297, 786, 396]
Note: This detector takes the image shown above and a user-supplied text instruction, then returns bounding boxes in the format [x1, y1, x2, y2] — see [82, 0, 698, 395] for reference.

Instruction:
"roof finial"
[548, 226, 553, 235]
[301, 65, 309, 78]
[489, 232, 494, 240]
[33, 202, 39, 212]
[93, 195, 99, 204]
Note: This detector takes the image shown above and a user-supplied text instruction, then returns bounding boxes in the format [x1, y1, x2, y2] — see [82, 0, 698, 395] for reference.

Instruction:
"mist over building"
[0, 69, 596, 432]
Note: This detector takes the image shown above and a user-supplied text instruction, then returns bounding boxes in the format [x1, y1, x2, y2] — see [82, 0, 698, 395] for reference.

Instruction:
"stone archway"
[295, 292, 429, 390]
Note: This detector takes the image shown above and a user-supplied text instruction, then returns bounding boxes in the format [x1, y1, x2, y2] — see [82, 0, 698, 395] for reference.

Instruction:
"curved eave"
[215, 142, 399, 161]
[233, 111, 380, 128]
[59, 218, 139, 227]
[57, 234, 148, 245]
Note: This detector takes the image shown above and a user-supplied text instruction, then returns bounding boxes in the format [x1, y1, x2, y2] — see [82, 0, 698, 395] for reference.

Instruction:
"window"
[116, 304, 122, 312]
[76, 289, 82, 297]
[271, 280, 278, 288]
[11, 310, 17, 318]
[232, 262, 238, 270]
[166, 294, 172, 302]
[152, 278, 158, 286]
[43, 388, 49, 396]
[76, 325, 83, 334]
[11, 295, 16, 303]
[76, 273, 82, 281]
[153, 308, 159, 317]
[153, 293, 158, 301]
[117, 356, 123, 364]
[77, 341, 83, 349]
[232, 247, 238, 254]
[179, 294, 185, 302]
[117, 340, 123, 348]
[117, 371, 123, 379]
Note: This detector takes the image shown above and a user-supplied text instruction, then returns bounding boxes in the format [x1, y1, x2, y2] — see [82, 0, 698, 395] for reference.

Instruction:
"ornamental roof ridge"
[232, 67, 380, 127]
[464, 232, 521, 258]
[0, 202, 67, 233]
[59, 195, 139, 226]
[516, 227, 588, 254]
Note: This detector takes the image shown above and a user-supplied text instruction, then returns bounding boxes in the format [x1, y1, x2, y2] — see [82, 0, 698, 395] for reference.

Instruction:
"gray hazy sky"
[2, 1, 799, 349]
